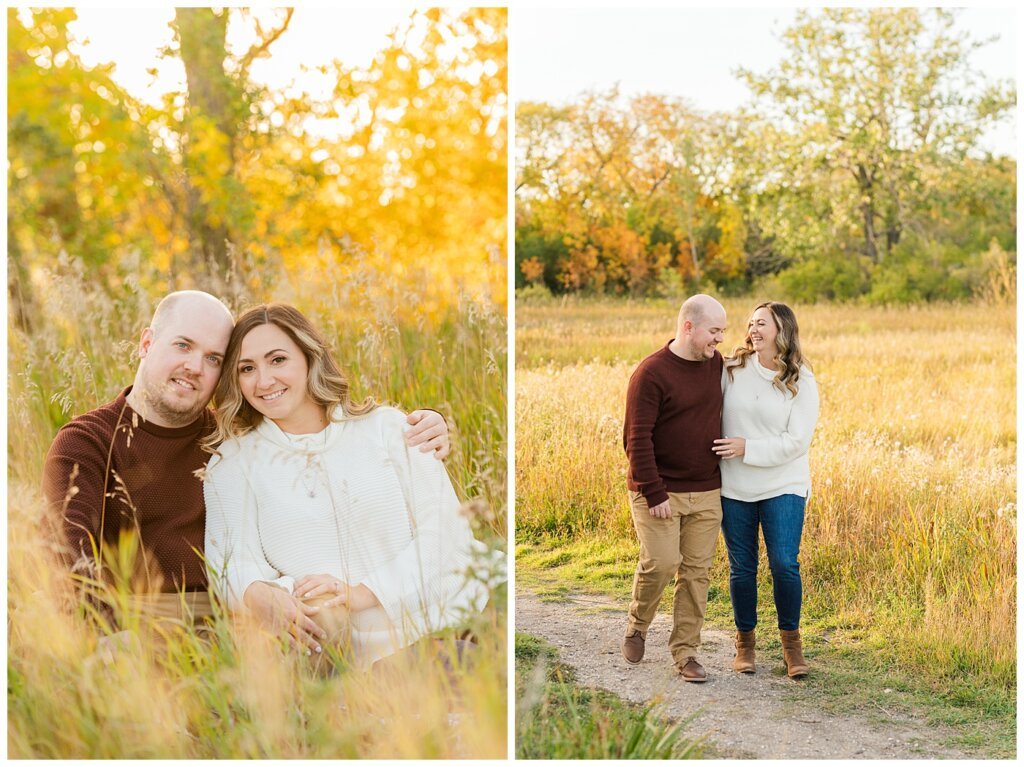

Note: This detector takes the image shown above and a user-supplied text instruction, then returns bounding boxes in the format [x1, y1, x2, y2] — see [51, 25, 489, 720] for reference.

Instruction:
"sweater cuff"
[359, 575, 401, 625]
[238, 576, 296, 611]
[743, 439, 768, 467]
[643, 488, 670, 508]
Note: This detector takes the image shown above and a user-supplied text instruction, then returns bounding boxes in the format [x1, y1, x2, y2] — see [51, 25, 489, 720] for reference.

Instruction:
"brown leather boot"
[732, 629, 756, 673]
[780, 629, 809, 678]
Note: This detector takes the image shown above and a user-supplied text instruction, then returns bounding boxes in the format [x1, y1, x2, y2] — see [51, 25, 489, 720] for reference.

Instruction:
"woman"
[712, 301, 819, 678]
[202, 304, 486, 668]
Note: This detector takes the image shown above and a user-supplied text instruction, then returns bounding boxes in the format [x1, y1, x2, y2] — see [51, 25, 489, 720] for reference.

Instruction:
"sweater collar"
[664, 340, 720, 367]
[254, 406, 346, 453]
[751, 355, 780, 381]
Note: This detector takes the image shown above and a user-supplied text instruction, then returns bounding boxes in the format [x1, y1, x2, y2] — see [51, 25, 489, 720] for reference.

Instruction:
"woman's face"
[747, 306, 780, 356]
[236, 323, 319, 430]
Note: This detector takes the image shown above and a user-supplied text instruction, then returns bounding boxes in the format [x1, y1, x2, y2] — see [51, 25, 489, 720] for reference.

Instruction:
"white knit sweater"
[203, 406, 486, 666]
[720, 357, 820, 502]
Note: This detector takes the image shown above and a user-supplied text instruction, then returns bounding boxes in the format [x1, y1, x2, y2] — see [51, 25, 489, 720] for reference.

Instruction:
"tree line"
[8, 8, 507, 331]
[515, 8, 1015, 303]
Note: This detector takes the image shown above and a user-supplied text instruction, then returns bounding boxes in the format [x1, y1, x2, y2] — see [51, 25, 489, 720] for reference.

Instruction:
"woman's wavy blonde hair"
[725, 301, 810, 396]
[202, 304, 375, 453]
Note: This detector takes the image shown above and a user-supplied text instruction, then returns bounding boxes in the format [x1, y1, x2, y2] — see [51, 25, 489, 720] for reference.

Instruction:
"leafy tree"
[739, 7, 1015, 265]
[513, 9, 1013, 302]
[311, 8, 507, 307]
[173, 9, 279, 279]
[8, 8, 169, 324]
[8, 8, 507, 325]
[515, 88, 743, 294]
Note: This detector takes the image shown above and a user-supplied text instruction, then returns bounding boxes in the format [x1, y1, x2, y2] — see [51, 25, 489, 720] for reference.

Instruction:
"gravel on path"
[516, 590, 969, 760]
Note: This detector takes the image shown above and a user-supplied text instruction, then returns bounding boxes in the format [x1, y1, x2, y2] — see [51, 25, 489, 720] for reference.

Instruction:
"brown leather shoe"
[677, 656, 707, 683]
[732, 629, 756, 673]
[621, 629, 645, 664]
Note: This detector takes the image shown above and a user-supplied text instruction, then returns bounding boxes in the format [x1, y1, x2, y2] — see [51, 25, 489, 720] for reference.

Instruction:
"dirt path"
[517, 590, 969, 760]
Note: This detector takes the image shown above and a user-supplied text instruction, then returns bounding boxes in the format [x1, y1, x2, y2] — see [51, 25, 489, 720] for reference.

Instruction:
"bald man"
[621, 294, 727, 682]
[43, 290, 450, 626]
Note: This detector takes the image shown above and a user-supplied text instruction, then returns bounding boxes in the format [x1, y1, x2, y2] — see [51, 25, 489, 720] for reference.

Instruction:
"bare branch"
[238, 8, 295, 79]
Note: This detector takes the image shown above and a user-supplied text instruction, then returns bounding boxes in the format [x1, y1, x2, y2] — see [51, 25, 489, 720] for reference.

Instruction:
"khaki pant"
[627, 489, 722, 664]
[91, 592, 216, 663]
[126, 591, 216, 626]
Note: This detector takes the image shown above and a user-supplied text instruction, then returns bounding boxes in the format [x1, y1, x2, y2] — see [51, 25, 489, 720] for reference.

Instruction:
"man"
[43, 290, 450, 629]
[621, 294, 726, 682]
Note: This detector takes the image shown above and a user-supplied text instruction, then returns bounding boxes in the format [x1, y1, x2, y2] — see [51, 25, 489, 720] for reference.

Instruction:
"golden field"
[516, 297, 1015, 694]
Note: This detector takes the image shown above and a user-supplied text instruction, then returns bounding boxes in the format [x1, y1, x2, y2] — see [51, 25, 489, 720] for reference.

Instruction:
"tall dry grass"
[7, 257, 508, 758]
[516, 296, 1015, 692]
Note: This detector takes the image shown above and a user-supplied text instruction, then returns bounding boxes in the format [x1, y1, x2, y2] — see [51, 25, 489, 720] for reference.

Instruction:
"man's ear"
[138, 327, 155, 359]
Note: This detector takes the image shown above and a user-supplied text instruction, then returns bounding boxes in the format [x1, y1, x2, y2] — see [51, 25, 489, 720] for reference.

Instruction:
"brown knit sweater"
[42, 387, 214, 593]
[623, 342, 723, 507]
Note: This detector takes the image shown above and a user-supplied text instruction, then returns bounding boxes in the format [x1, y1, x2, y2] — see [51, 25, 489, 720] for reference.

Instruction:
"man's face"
[134, 301, 233, 426]
[683, 308, 727, 361]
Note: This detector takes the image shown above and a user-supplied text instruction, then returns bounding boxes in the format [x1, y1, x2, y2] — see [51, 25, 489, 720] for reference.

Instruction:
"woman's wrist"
[243, 580, 282, 608]
[349, 583, 381, 612]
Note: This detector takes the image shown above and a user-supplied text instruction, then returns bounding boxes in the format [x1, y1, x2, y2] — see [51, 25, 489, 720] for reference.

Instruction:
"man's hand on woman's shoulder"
[405, 409, 451, 460]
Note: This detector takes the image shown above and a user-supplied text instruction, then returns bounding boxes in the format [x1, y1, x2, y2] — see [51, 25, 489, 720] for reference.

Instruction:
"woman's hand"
[405, 410, 451, 459]
[243, 581, 327, 654]
[713, 437, 746, 460]
[294, 574, 381, 612]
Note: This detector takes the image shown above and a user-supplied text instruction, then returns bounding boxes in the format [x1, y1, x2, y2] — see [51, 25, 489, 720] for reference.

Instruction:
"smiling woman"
[715, 301, 819, 678]
[237, 324, 326, 435]
[201, 303, 488, 667]
[206, 304, 377, 447]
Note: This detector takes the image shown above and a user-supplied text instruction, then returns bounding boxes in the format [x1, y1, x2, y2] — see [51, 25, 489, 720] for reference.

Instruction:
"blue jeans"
[720, 494, 805, 632]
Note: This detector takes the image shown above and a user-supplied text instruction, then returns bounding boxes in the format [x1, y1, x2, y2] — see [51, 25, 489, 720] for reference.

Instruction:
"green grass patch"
[516, 535, 637, 594]
[515, 632, 703, 760]
[794, 641, 1016, 758]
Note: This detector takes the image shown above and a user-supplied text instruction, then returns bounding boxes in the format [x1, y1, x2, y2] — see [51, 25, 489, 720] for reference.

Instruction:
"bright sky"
[63, 8, 412, 106]
[512, 6, 1017, 157]
[31, 5, 1017, 158]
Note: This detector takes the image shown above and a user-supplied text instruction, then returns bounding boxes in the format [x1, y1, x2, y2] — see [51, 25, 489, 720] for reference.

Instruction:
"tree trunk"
[175, 8, 237, 280]
[856, 164, 880, 263]
[674, 169, 702, 283]
[886, 222, 901, 253]
[885, 200, 902, 255]
[861, 200, 878, 263]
